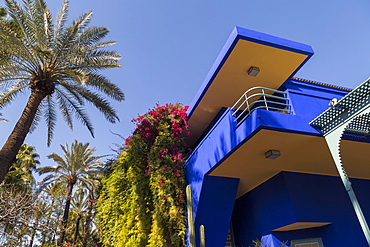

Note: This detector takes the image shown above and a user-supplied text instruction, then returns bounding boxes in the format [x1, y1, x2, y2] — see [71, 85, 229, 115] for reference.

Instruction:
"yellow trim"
[273, 222, 331, 231]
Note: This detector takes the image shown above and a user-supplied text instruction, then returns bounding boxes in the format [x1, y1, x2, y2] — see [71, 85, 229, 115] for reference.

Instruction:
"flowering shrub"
[97, 103, 190, 247]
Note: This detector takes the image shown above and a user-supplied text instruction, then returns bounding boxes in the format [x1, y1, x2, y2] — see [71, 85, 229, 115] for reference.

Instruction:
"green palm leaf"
[0, 0, 124, 182]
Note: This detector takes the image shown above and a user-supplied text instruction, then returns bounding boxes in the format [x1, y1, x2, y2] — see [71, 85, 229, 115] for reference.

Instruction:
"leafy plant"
[97, 103, 190, 247]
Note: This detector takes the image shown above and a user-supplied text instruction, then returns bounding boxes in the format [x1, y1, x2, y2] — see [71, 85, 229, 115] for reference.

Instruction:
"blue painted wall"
[282, 79, 349, 119]
[185, 80, 352, 246]
[232, 172, 370, 246]
[194, 176, 239, 247]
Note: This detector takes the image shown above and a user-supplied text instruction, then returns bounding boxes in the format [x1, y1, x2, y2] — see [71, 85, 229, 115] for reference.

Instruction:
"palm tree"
[70, 189, 87, 246]
[80, 173, 102, 247]
[38, 140, 103, 246]
[0, 0, 124, 183]
[40, 182, 65, 246]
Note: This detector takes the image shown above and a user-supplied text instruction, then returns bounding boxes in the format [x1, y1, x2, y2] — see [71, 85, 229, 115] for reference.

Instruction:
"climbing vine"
[97, 103, 190, 247]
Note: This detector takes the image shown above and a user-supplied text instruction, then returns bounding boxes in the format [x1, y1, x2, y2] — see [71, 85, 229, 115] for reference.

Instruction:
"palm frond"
[66, 84, 119, 123]
[52, 83, 95, 136]
[44, 95, 57, 146]
[84, 73, 124, 101]
[52, 10, 92, 66]
[54, 88, 73, 130]
[53, 0, 68, 43]
[51, 150, 68, 165]
[28, 106, 42, 133]
[75, 26, 109, 47]
[5, 0, 36, 46]
[0, 82, 27, 109]
[37, 166, 58, 176]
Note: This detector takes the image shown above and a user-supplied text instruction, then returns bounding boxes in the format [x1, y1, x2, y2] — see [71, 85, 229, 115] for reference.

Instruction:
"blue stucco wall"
[232, 172, 370, 246]
[282, 79, 349, 119]
[194, 176, 239, 247]
[185, 80, 352, 246]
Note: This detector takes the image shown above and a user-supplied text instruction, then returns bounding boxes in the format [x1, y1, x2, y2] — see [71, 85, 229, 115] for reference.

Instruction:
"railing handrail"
[232, 86, 287, 108]
[232, 86, 291, 126]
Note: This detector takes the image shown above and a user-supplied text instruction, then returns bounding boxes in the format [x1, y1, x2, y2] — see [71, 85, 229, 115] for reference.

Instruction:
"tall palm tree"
[70, 189, 87, 246]
[40, 182, 65, 246]
[38, 140, 103, 246]
[0, 0, 124, 182]
[80, 173, 102, 247]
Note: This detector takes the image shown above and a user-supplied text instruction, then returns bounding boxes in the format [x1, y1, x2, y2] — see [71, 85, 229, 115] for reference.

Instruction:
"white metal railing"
[232, 86, 291, 126]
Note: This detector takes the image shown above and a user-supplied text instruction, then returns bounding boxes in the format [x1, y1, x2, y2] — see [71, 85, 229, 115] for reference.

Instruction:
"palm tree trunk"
[58, 181, 75, 246]
[72, 214, 81, 246]
[0, 90, 45, 183]
[28, 218, 39, 247]
[42, 197, 55, 245]
[82, 191, 93, 247]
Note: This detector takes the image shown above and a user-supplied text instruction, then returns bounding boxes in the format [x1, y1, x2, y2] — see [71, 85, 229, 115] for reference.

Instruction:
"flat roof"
[186, 27, 314, 146]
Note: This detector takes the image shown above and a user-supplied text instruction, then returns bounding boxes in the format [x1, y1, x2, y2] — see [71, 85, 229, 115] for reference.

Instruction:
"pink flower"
[174, 173, 180, 177]
[125, 137, 133, 145]
[161, 195, 165, 198]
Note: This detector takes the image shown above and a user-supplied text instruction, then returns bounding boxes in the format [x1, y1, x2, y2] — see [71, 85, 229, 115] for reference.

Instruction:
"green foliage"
[38, 140, 104, 246]
[250, 239, 261, 247]
[2, 143, 39, 190]
[97, 103, 190, 247]
[0, 7, 6, 17]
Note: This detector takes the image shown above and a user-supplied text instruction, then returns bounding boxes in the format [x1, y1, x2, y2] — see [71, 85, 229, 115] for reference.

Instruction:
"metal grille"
[346, 113, 370, 135]
[310, 78, 370, 135]
[232, 86, 291, 126]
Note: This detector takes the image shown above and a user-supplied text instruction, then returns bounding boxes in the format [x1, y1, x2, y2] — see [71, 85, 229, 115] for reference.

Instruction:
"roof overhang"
[208, 129, 370, 198]
[186, 27, 314, 146]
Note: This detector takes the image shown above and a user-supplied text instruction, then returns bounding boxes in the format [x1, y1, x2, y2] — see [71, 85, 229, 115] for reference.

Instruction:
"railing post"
[262, 88, 269, 111]
[245, 93, 250, 115]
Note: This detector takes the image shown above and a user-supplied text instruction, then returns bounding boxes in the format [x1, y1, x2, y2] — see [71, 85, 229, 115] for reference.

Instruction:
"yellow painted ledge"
[273, 222, 331, 232]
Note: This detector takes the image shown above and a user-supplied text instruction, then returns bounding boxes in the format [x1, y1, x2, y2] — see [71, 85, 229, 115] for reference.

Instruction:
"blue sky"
[1, 0, 370, 170]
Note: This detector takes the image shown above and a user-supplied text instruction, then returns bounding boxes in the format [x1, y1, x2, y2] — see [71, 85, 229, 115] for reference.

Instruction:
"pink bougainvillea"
[104, 103, 191, 247]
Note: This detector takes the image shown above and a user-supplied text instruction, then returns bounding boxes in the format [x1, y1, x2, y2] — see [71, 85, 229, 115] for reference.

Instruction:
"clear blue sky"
[1, 0, 370, 170]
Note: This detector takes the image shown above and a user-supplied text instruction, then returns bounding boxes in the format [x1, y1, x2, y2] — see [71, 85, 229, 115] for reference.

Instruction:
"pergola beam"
[310, 78, 370, 246]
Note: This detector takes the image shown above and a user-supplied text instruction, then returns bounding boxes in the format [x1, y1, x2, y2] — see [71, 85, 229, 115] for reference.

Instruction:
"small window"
[290, 238, 324, 247]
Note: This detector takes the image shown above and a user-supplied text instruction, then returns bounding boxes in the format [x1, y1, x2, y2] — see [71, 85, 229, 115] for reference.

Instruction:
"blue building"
[185, 27, 370, 247]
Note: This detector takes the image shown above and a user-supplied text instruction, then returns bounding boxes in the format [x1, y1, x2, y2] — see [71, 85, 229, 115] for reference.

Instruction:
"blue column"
[194, 175, 239, 247]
